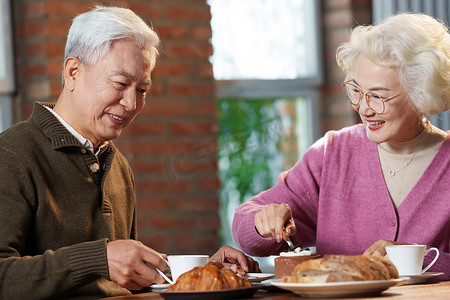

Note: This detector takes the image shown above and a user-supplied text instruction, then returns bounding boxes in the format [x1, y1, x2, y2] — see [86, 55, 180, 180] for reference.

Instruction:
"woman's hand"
[210, 245, 261, 273]
[254, 203, 297, 243]
[363, 239, 411, 256]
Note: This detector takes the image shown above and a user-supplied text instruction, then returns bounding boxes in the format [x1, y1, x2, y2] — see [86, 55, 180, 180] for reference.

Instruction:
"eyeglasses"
[342, 80, 402, 114]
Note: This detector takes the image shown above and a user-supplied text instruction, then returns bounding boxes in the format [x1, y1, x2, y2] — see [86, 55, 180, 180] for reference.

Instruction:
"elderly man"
[0, 6, 258, 299]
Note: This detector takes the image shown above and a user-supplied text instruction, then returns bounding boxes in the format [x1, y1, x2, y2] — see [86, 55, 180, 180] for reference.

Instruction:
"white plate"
[404, 272, 445, 284]
[271, 277, 410, 298]
[245, 273, 274, 282]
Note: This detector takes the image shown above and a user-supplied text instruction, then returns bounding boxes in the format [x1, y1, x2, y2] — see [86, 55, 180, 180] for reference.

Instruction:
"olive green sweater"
[0, 102, 137, 299]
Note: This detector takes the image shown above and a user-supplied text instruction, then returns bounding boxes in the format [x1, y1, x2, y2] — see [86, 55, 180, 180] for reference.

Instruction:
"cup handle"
[422, 247, 439, 274]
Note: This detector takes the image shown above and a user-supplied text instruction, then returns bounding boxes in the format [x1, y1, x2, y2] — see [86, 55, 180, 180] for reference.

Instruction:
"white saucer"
[151, 283, 171, 289]
[403, 272, 444, 284]
[245, 273, 274, 282]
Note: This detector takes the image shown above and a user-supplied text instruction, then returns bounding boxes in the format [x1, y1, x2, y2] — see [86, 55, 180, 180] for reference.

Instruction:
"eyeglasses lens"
[345, 84, 384, 114]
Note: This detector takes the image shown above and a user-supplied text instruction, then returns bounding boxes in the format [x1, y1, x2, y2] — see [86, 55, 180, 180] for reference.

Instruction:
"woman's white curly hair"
[336, 13, 450, 116]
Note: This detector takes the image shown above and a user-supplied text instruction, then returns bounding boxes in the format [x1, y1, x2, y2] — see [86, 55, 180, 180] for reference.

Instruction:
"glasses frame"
[342, 79, 402, 114]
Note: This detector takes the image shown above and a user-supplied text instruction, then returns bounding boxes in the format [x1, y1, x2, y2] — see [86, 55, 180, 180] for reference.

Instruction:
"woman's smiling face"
[353, 55, 424, 143]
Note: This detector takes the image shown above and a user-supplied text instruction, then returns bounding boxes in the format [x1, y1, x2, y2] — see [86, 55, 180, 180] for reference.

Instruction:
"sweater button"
[89, 163, 100, 173]
[80, 148, 87, 154]
[391, 220, 397, 227]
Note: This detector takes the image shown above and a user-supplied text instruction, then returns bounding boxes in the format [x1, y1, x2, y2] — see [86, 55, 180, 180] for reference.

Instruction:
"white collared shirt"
[45, 106, 108, 157]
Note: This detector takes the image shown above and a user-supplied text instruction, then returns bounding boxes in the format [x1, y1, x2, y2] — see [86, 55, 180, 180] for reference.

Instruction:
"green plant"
[217, 99, 285, 245]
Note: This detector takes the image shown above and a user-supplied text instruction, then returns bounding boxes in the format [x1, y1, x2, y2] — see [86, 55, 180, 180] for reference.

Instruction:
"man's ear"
[63, 57, 81, 92]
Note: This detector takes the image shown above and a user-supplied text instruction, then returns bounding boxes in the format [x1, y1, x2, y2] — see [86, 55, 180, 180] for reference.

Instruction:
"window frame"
[214, 1, 323, 100]
[0, 0, 15, 94]
[213, 1, 322, 144]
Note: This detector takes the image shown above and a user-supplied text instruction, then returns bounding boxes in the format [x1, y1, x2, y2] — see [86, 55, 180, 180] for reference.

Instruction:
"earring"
[420, 113, 428, 123]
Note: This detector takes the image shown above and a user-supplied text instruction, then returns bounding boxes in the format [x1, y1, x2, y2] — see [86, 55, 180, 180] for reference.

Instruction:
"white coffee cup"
[167, 255, 209, 282]
[385, 244, 439, 276]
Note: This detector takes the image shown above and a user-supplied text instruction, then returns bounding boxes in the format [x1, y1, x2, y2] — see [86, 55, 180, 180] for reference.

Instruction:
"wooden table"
[104, 281, 450, 299]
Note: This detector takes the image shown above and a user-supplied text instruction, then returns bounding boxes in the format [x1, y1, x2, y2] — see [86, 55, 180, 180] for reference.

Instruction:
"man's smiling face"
[67, 39, 152, 147]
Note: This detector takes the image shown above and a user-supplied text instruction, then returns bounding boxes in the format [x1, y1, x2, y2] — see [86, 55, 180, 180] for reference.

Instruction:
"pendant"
[388, 169, 395, 177]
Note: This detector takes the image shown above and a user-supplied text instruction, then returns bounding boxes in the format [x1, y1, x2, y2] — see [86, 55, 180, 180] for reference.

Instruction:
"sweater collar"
[379, 123, 447, 155]
[31, 102, 116, 155]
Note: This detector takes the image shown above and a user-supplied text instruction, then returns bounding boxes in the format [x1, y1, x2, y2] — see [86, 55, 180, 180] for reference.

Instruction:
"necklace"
[378, 145, 417, 177]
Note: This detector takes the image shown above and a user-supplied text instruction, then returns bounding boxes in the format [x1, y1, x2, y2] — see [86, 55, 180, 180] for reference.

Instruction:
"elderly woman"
[232, 13, 450, 280]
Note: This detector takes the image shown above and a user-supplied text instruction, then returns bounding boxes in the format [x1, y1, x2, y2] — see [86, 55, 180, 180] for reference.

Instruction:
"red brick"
[173, 234, 220, 253]
[128, 120, 165, 135]
[141, 98, 191, 116]
[137, 235, 169, 252]
[166, 5, 211, 22]
[193, 100, 216, 115]
[153, 24, 189, 39]
[169, 120, 217, 135]
[26, 42, 47, 57]
[132, 159, 165, 174]
[192, 25, 212, 40]
[50, 81, 63, 99]
[21, 105, 34, 120]
[167, 82, 215, 96]
[324, 0, 351, 9]
[128, 140, 192, 155]
[173, 196, 219, 211]
[148, 82, 164, 96]
[44, 1, 94, 17]
[129, 2, 162, 19]
[194, 62, 213, 78]
[48, 59, 63, 77]
[169, 157, 217, 174]
[23, 2, 46, 18]
[198, 177, 221, 191]
[149, 216, 195, 230]
[21, 21, 48, 38]
[200, 216, 221, 231]
[47, 19, 72, 38]
[323, 9, 353, 28]
[48, 41, 65, 56]
[135, 179, 191, 194]
[165, 43, 213, 59]
[352, 0, 373, 7]
[325, 28, 352, 48]
[152, 61, 190, 77]
[26, 62, 47, 77]
[136, 196, 170, 210]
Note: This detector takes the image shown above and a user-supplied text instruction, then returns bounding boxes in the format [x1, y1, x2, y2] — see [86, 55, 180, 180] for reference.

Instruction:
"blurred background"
[1, 0, 449, 259]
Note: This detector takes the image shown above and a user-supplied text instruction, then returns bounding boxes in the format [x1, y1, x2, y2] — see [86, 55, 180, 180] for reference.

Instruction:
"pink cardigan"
[233, 124, 450, 280]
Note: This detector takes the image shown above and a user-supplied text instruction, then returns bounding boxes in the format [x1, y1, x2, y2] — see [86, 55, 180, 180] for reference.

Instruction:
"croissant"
[283, 255, 399, 283]
[167, 261, 252, 291]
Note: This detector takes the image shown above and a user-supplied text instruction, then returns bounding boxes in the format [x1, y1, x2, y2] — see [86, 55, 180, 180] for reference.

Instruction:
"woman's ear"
[63, 57, 81, 92]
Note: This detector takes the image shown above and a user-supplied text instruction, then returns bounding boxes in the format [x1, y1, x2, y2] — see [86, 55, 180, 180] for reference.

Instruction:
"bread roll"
[283, 255, 399, 283]
[167, 261, 252, 291]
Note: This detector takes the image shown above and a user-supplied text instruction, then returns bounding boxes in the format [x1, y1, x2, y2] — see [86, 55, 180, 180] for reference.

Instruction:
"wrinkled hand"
[210, 245, 261, 273]
[106, 239, 167, 290]
[254, 203, 296, 243]
[363, 239, 411, 256]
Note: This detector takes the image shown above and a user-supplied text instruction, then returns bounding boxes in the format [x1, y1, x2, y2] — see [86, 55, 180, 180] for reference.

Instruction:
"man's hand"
[106, 239, 167, 290]
[254, 203, 296, 243]
[363, 239, 410, 256]
[210, 245, 261, 273]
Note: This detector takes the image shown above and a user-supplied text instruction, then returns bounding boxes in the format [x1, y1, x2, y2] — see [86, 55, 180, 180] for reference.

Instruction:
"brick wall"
[320, 0, 372, 134]
[10, 0, 371, 255]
